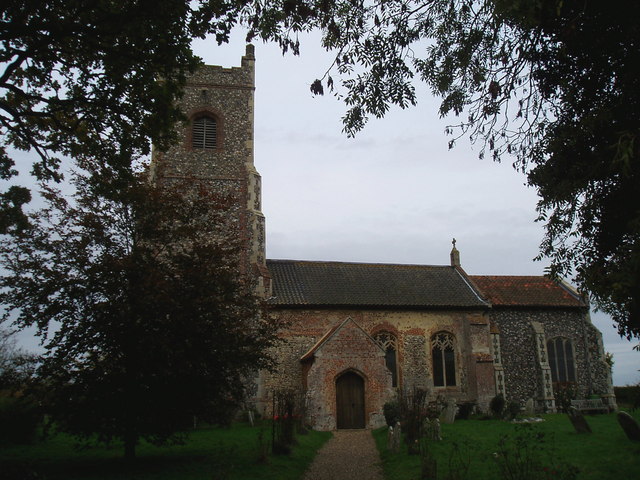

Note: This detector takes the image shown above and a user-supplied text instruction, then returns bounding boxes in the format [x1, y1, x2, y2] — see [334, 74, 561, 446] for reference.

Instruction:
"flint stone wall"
[491, 308, 613, 405]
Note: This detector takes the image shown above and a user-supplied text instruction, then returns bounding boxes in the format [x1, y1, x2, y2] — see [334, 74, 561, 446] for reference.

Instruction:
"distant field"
[374, 411, 640, 480]
[0, 422, 331, 480]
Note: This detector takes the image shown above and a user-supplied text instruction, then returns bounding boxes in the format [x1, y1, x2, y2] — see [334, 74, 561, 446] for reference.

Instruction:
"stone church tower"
[150, 45, 270, 295]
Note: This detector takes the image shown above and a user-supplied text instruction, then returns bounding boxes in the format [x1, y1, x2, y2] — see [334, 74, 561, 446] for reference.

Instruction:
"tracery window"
[547, 337, 576, 383]
[192, 115, 217, 149]
[374, 331, 398, 387]
[432, 332, 456, 387]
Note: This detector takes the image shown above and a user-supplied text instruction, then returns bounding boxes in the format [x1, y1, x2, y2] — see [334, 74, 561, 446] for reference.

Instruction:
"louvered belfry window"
[192, 116, 217, 149]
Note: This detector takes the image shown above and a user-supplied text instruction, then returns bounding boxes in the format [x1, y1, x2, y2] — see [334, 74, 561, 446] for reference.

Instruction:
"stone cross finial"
[450, 238, 460, 267]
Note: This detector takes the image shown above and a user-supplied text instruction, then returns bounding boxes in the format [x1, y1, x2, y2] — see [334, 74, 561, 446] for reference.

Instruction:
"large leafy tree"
[0, 172, 280, 459]
[243, 0, 640, 339]
[3, 0, 638, 337]
[0, 0, 255, 230]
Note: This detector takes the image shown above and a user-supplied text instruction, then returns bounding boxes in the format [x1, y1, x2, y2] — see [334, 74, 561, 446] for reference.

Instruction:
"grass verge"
[0, 422, 331, 480]
[374, 411, 640, 480]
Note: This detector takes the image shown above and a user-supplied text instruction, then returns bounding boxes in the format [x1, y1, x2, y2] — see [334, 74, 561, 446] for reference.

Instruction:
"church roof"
[266, 259, 489, 308]
[469, 276, 587, 308]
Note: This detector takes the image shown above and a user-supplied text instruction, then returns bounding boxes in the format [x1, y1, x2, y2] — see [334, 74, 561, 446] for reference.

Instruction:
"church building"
[151, 46, 616, 431]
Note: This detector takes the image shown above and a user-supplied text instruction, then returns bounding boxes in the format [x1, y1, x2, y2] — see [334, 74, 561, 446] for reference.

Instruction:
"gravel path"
[303, 429, 384, 480]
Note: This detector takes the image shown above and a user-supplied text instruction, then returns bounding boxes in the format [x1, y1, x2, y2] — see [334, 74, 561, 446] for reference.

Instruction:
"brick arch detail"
[334, 367, 368, 384]
[370, 323, 400, 338]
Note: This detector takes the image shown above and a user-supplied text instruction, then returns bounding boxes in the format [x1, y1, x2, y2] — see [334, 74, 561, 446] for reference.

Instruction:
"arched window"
[547, 337, 576, 383]
[192, 115, 217, 149]
[432, 332, 456, 387]
[374, 331, 398, 387]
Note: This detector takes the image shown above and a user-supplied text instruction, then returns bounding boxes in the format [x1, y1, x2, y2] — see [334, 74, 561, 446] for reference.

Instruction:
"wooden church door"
[336, 372, 365, 429]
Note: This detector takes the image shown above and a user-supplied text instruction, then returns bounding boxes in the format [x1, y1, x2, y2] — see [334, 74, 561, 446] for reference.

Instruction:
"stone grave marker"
[388, 421, 402, 452]
[567, 407, 592, 434]
[524, 398, 535, 416]
[617, 411, 640, 442]
[423, 418, 442, 441]
[440, 398, 457, 424]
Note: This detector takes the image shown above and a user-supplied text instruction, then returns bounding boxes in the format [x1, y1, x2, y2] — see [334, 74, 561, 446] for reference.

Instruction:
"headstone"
[617, 411, 640, 441]
[247, 410, 254, 427]
[440, 398, 457, 424]
[567, 407, 592, 434]
[423, 418, 442, 441]
[387, 421, 401, 452]
[525, 398, 535, 416]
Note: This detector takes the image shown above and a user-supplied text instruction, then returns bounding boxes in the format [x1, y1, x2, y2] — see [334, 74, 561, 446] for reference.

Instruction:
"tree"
[0, 0, 256, 231]
[0, 327, 38, 391]
[243, 1, 640, 339]
[0, 171, 280, 459]
[4, 0, 638, 338]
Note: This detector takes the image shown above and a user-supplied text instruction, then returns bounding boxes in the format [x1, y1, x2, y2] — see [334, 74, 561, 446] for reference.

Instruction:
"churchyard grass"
[374, 411, 640, 480]
[0, 421, 331, 480]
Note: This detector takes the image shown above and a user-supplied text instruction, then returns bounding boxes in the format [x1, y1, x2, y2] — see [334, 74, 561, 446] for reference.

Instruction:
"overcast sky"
[192, 32, 640, 387]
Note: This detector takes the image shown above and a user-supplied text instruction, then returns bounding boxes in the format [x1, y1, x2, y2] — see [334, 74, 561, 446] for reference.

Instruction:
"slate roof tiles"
[266, 259, 488, 308]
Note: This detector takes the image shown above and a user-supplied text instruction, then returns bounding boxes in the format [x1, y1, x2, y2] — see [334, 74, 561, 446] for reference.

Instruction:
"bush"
[614, 385, 640, 409]
[553, 383, 578, 413]
[400, 388, 428, 454]
[0, 396, 40, 445]
[506, 400, 522, 420]
[457, 401, 476, 420]
[490, 394, 506, 418]
[383, 400, 400, 427]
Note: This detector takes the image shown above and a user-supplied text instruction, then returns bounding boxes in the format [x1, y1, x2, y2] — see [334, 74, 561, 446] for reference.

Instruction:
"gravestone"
[388, 421, 402, 452]
[525, 398, 535, 416]
[440, 398, 457, 424]
[423, 418, 442, 441]
[567, 407, 592, 434]
[617, 411, 640, 441]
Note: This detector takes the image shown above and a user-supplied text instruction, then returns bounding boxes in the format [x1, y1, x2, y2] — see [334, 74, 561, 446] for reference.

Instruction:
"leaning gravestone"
[617, 411, 640, 442]
[567, 407, 592, 434]
[440, 398, 457, 424]
[524, 398, 535, 417]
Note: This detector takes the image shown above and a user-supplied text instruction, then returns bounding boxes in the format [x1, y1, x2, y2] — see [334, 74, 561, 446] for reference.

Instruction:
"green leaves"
[0, 172, 280, 457]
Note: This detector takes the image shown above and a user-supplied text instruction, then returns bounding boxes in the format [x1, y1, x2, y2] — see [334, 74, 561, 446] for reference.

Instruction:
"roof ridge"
[266, 258, 449, 268]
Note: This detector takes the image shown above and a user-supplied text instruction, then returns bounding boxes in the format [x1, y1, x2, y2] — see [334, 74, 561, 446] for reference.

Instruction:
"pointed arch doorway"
[336, 371, 365, 429]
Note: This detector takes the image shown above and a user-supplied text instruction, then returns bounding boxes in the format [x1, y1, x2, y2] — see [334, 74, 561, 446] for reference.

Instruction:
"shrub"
[614, 385, 640, 409]
[383, 400, 400, 427]
[456, 401, 476, 420]
[553, 383, 578, 413]
[271, 389, 301, 455]
[0, 396, 40, 445]
[506, 401, 522, 420]
[401, 388, 428, 454]
[493, 424, 579, 480]
[490, 394, 506, 418]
